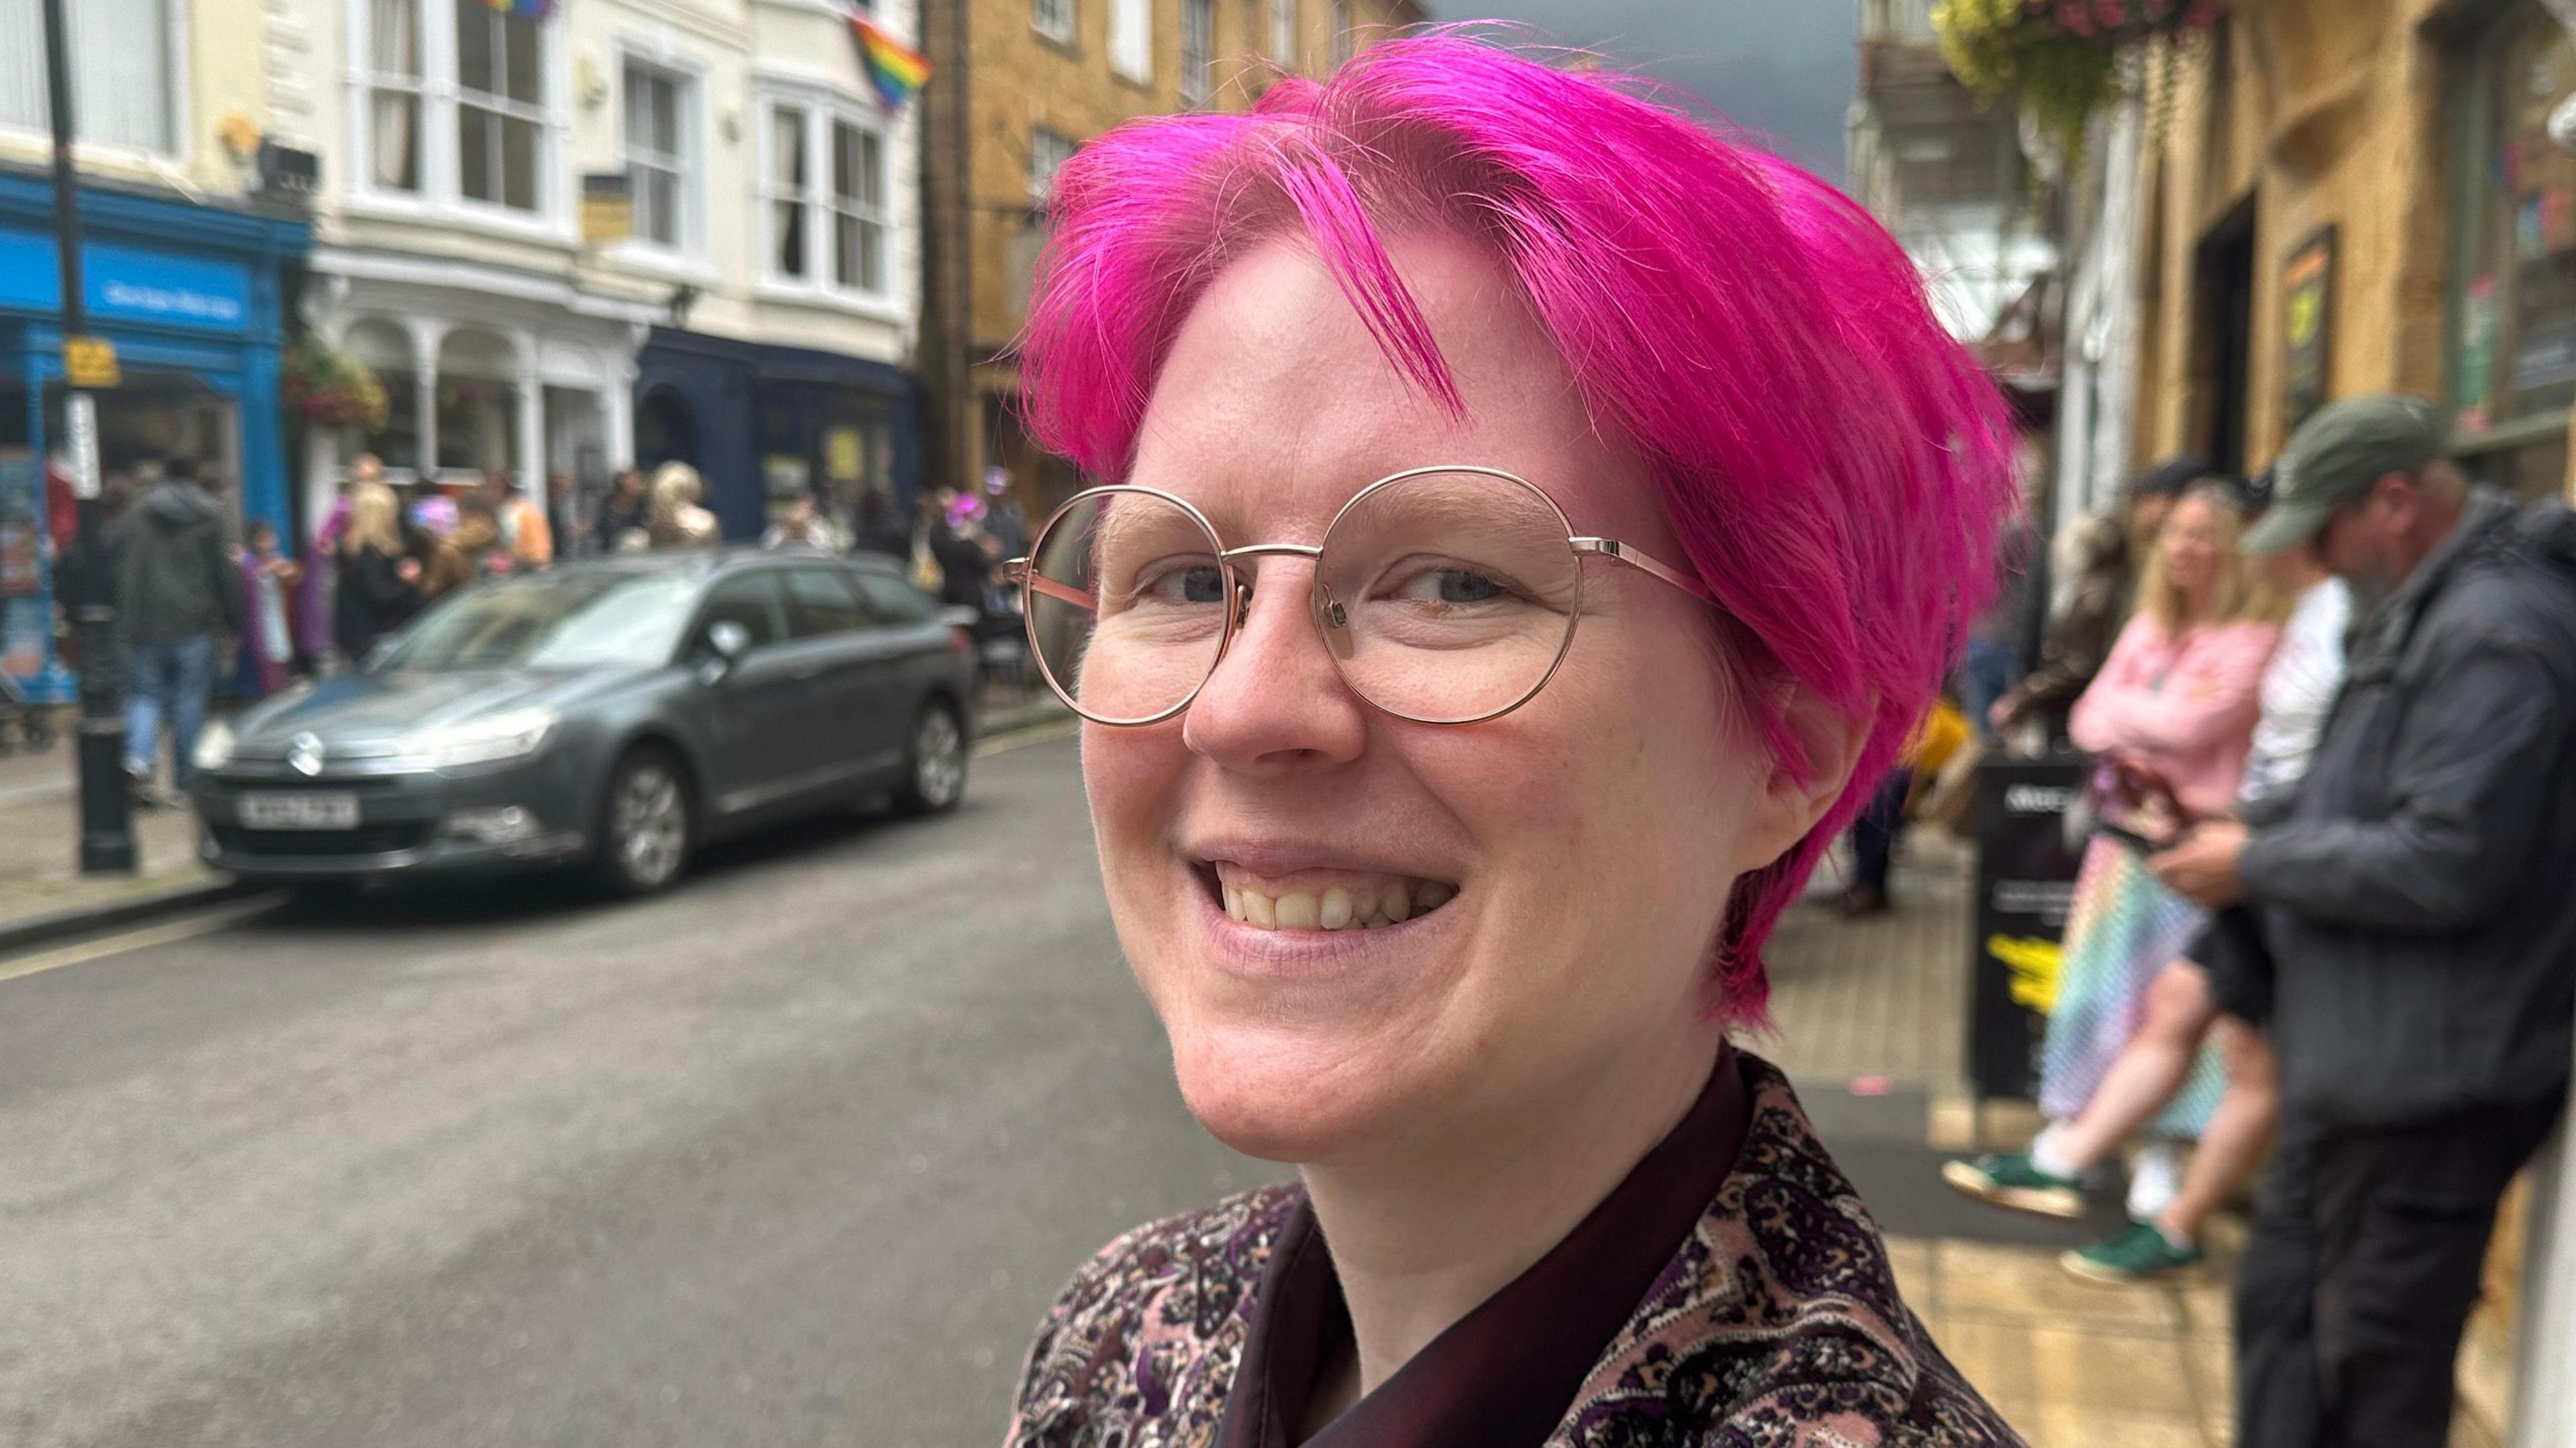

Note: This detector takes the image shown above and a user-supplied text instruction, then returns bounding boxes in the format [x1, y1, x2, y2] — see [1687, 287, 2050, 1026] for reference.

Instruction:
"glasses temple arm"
[1570, 537, 1720, 607]
[1004, 559, 1098, 612]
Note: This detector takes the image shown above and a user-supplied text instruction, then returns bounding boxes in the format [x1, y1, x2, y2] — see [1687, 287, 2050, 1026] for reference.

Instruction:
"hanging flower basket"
[282, 335, 389, 433]
[1934, 0, 2224, 162]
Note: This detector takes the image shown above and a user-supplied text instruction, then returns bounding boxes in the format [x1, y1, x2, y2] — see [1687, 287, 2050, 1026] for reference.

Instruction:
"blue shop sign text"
[0, 229, 252, 334]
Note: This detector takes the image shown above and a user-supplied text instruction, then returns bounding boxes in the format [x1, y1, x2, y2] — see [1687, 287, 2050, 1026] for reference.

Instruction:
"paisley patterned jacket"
[1006, 1055, 2027, 1447]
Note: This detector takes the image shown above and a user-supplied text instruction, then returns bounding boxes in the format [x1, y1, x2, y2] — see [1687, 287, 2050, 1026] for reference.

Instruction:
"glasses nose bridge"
[1209, 540, 1352, 674]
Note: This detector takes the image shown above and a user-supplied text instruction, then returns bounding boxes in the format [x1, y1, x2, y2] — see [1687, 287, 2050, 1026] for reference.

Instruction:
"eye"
[1383, 563, 1513, 606]
[1135, 560, 1226, 605]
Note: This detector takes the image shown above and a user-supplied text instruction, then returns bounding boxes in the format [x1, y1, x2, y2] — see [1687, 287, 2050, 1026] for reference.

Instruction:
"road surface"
[0, 730, 1260, 1448]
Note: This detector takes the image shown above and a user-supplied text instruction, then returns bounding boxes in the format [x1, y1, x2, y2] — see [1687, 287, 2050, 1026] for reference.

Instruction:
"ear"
[1729, 686, 1871, 877]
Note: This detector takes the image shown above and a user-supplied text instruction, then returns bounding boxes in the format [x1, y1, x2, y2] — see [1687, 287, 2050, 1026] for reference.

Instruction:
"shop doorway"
[636, 386, 696, 473]
[2192, 197, 2257, 475]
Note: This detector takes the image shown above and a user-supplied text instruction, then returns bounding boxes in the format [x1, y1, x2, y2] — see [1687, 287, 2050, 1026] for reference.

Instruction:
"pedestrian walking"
[110, 455, 241, 803]
[1988, 457, 2197, 752]
[762, 494, 845, 551]
[1002, 37, 2027, 1446]
[232, 520, 308, 698]
[597, 468, 649, 553]
[480, 467, 553, 571]
[645, 462, 719, 550]
[333, 481, 423, 665]
[1947, 480, 2282, 1227]
[2149, 395, 2576, 1448]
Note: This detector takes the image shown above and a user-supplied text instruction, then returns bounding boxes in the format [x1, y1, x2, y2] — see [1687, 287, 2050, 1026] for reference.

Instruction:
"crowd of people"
[1923, 394, 2576, 1448]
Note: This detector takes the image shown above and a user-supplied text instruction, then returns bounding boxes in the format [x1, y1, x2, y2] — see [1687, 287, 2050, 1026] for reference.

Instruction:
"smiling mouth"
[1197, 862, 1459, 933]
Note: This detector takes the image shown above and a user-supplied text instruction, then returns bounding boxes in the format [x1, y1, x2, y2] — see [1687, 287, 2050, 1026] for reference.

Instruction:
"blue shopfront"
[0, 170, 309, 701]
[633, 328, 922, 544]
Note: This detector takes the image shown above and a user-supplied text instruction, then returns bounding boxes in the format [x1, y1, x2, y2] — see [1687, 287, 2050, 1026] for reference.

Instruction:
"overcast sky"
[1416, 1, 1858, 182]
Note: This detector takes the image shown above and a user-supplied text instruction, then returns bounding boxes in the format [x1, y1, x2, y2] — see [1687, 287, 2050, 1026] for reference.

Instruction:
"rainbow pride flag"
[851, 17, 931, 111]
[482, 0, 553, 17]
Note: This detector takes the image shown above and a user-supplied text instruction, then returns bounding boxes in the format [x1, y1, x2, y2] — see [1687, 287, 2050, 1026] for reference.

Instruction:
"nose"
[1181, 555, 1370, 771]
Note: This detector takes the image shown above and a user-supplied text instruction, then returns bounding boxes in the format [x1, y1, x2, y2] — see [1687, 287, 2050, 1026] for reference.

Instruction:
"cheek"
[1080, 726, 1185, 904]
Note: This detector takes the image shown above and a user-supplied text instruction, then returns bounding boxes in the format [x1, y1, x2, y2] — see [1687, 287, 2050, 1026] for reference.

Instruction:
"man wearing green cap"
[2150, 393, 2576, 1448]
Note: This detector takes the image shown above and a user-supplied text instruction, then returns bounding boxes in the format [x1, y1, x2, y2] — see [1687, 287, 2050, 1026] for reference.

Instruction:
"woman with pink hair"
[1003, 34, 2023, 1446]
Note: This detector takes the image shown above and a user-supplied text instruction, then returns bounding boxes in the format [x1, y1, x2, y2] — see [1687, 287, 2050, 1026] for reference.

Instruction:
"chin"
[1165, 1019, 1424, 1164]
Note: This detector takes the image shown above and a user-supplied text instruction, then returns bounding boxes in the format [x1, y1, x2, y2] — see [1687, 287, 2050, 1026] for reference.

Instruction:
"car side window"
[786, 567, 870, 638]
[698, 573, 790, 650]
[855, 570, 936, 625]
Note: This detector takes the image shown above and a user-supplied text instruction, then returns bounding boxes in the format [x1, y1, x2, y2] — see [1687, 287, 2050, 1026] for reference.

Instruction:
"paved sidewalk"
[0, 715, 217, 927]
[1758, 833, 2500, 1448]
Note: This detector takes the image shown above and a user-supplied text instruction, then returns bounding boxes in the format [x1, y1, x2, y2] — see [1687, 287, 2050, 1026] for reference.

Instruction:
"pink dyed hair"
[1018, 32, 2016, 1022]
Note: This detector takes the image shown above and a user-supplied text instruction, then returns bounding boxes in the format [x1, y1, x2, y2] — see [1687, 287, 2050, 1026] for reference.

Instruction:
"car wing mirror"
[697, 620, 753, 685]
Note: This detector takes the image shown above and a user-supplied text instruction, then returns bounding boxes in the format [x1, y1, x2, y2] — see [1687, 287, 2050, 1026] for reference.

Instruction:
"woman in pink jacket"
[1951, 480, 2282, 1217]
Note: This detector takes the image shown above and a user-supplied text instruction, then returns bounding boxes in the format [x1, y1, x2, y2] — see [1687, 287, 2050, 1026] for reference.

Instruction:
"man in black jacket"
[110, 455, 241, 804]
[2151, 394, 2576, 1448]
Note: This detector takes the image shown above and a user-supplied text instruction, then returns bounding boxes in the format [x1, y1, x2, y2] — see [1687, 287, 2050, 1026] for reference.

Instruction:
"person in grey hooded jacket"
[110, 455, 241, 800]
[2151, 396, 2576, 1448]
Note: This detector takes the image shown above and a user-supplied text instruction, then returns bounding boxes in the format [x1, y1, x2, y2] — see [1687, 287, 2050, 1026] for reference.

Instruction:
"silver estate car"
[190, 549, 979, 895]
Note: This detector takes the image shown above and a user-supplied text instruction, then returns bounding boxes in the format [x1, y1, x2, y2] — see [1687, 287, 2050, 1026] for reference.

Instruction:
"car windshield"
[376, 571, 701, 672]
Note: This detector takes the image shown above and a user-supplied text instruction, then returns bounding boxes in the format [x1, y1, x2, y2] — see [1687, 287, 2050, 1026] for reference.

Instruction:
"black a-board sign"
[1968, 757, 2090, 1101]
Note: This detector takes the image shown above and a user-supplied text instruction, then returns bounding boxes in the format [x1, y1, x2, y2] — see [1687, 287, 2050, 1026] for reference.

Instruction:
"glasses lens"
[1026, 490, 1229, 724]
[1317, 471, 1582, 724]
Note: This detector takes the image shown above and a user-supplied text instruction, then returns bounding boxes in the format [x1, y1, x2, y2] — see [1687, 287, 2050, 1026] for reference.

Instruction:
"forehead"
[1126, 232, 1658, 541]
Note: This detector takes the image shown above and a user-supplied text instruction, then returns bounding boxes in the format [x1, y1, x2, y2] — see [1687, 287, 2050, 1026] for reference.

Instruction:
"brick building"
[916, 0, 1422, 520]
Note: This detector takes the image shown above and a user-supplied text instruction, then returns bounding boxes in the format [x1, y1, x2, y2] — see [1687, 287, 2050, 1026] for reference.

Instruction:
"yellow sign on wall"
[63, 336, 119, 390]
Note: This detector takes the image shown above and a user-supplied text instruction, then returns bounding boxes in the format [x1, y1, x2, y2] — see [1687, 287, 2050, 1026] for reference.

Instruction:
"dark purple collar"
[1217, 1047, 1754, 1448]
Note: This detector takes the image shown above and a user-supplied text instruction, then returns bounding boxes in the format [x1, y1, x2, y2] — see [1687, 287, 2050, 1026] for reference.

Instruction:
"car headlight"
[192, 720, 236, 772]
[395, 707, 557, 770]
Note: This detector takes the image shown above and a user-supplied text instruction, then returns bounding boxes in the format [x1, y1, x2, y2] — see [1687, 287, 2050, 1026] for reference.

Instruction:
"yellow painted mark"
[0, 897, 280, 986]
[976, 718, 1081, 757]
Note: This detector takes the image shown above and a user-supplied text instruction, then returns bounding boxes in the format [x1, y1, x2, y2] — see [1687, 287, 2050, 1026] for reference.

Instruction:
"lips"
[1203, 860, 1458, 933]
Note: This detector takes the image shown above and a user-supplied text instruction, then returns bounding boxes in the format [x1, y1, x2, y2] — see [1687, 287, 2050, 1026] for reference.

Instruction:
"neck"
[1299, 1026, 1724, 1400]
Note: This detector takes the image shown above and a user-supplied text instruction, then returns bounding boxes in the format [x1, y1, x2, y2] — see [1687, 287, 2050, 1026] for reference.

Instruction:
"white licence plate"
[239, 791, 360, 830]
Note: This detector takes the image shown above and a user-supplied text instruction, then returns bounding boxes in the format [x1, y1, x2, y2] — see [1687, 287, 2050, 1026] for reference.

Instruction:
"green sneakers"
[1940, 1151, 2086, 1219]
[2062, 1221, 2205, 1284]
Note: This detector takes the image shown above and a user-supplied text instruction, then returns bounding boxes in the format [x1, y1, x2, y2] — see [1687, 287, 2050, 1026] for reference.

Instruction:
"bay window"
[455, 3, 543, 211]
[347, 0, 560, 224]
[0, 0, 175, 154]
[623, 60, 695, 253]
[763, 97, 893, 302]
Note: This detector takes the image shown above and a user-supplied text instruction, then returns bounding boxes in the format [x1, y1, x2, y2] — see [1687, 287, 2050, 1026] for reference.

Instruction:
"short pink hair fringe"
[1018, 32, 2017, 1024]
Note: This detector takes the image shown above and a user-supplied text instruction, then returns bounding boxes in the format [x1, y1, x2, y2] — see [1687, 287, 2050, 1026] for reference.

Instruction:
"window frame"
[1108, 0, 1152, 85]
[1181, 0, 1214, 106]
[2440, 0, 2576, 495]
[341, 0, 572, 243]
[1271, 0, 1296, 68]
[1028, 126, 1078, 211]
[828, 117, 890, 295]
[755, 86, 902, 314]
[1034, 0, 1075, 45]
[1331, 1, 1352, 69]
[0, 0, 188, 164]
[617, 52, 703, 260]
[451, 1, 549, 215]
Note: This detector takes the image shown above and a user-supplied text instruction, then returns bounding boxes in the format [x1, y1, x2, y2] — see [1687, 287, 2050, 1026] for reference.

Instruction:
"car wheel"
[894, 701, 967, 815]
[594, 746, 692, 895]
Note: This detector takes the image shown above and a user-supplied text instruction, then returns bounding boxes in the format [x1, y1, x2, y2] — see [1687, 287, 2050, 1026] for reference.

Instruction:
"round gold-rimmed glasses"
[1004, 465, 1717, 727]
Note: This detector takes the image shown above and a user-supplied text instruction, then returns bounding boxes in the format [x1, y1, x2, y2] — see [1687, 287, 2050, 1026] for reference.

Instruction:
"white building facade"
[270, 0, 923, 538]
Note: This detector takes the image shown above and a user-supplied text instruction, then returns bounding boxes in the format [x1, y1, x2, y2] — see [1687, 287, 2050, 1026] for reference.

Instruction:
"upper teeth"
[1222, 878, 1455, 932]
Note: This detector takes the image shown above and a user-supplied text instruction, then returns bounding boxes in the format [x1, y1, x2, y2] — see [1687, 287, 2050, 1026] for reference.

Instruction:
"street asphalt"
[0, 730, 1267, 1448]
